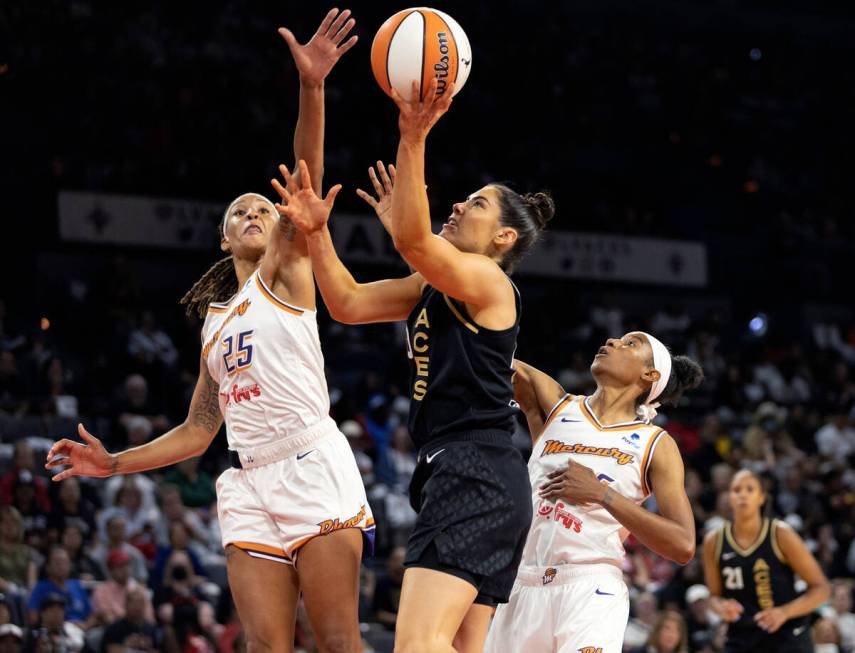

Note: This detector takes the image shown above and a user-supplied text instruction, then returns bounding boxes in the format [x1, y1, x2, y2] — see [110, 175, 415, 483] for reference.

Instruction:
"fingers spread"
[337, 35, 358, 56]
[297, 160, 312, 190]
[324, 184, 343, 206]
[327, 9, 351, 38]
[356, 188, 377, 207]
[316, 9, 338, 38]
[332, 17, 356, 46]
[377, 161, 393, 191]
[277, 27, 298, 54]
[368, 167, 384, 196]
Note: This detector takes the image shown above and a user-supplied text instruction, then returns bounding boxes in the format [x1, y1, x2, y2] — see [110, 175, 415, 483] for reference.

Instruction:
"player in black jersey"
[275, 77, 554, 652]
[703, 469, 830, 653]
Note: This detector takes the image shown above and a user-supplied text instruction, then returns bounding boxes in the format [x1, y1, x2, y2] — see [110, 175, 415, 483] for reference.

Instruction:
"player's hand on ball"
[356, 161, 396, 234]
[45, 423, 115, 481]
[391, 77, 454, 144]
[539, 458, 606, 505]
[279, 8, 357, 87]
[754, 606, 787, 633]
[272, 160, 341, 235]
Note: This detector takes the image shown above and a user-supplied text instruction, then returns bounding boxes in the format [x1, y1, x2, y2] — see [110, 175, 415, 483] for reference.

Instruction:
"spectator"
[28, 593, 86, 652]
[0, 351, 28, 416]
[47, 477, 97, 543]
[372, 546, 406, 631]
[826, 580, 855, 653]
[90, 516, 148, 586]
[9, 471, 49, 547]
[814, 616, 843, 653]
[162, 458, 216, 509]
[100, 586, 162, 653]
[27, 548, 91, 626]
[624, 592, 659, 650]
[111, 374, 168, 446]
[0, 622, 23, 653]
[91, 549, 154, 626]
[152, 522, 206, 597]
[0, 507, 36, 595]
[97, 477, 159, 548]
[630, 610, 689, 653]
[683, 584, 719, 652]
[0, 442, 51, 513]
[61, 521, 103, 583]
[127, 311, 178, 369]
[153, 485, 214, 552]
[816, 412, 855, 459]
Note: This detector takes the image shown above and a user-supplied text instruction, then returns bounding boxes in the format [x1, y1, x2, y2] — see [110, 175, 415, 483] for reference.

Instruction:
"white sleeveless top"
[200, 269, 329, 450]
[521, 395, 666, 567]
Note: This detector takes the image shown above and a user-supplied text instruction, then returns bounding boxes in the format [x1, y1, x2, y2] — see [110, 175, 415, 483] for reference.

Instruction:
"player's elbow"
[815, 579, 832, 603]
[671, 538, 696, 565]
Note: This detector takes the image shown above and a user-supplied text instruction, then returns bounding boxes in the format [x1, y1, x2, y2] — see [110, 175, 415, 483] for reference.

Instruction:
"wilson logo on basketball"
[434, 32, 450, 95]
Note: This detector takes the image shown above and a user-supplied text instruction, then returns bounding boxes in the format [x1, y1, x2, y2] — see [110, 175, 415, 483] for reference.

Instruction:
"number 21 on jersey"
[722, 566, 744, 590]
[222, 330, 253, 376]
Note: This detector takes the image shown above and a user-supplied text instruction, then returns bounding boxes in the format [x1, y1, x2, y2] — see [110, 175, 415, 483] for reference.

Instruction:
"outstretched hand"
[356, 161, 396, 233]
[45, 423, 115, 482]
[279, 8, 358, 87]
[391, 77, 454, 144]
[272, 160, 341, 235]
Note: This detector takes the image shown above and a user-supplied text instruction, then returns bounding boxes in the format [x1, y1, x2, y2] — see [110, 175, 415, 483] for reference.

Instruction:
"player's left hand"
[754, 606, 788, 633]
[279, 8, 357, 87]
[391, 77, 454, 144]
[272, 160, 341, 235]
[539, 458, 607, 505]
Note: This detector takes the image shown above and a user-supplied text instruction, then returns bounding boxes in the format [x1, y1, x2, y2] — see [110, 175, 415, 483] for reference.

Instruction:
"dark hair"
[491, 184, 555, 272]
[658, 355, 705, 406]
[180, 255, 238, 318]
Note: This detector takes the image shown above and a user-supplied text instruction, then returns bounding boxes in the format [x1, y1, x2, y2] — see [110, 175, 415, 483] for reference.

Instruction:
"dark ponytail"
[492, 184, 556, 273]
[658, 355, 705, 406]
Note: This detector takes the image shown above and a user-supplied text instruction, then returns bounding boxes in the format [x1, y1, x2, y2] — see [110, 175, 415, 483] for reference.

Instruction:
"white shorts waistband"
[515, 562, 623, 587]
[228, 417, 339, 469]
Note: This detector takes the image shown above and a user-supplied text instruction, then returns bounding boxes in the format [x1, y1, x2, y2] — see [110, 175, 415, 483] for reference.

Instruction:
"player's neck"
[587, 386, 641, 426]
[233, 257, 260, 288]
[732, 512, 763, 544]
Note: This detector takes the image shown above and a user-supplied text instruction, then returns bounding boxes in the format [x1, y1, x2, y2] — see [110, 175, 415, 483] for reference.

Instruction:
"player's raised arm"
[45, 356, 222, 481]
[262, 8, 357, 282]
[273, 161, 423, 324]
[388, 79, 511, 309]
[511, 359, 568, 441]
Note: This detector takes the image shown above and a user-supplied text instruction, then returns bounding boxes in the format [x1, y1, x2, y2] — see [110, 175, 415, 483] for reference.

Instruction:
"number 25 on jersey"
[223, 330, 254, 376]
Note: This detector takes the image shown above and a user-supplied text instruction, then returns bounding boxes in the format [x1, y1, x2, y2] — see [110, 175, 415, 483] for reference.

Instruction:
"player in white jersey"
[485, 332, 704, 653]
[45, 10, 371, 652]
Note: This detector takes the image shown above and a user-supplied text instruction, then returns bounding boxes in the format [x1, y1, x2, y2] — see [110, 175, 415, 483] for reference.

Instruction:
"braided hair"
[180, 255, 238, 318]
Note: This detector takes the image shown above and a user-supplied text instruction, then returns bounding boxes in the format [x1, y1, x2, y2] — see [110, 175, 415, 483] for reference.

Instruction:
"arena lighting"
[749, 313, 768, 337]
[750, 48, 762, 61]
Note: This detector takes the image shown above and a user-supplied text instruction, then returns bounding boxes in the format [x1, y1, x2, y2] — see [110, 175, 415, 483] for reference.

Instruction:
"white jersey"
[201, 269, 329, 451]
[522, 394, 666, 567]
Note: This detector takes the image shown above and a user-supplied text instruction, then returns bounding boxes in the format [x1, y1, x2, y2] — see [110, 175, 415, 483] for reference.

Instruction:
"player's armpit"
[511, 360, 566, 441]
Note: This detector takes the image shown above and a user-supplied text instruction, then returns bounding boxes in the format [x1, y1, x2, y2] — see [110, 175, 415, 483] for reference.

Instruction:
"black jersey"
[715, 518, 810, 652]
[405, 283, 520, 450]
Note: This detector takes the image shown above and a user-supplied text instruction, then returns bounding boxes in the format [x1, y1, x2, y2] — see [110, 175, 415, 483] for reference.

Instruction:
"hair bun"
[522, 191, 555, 230]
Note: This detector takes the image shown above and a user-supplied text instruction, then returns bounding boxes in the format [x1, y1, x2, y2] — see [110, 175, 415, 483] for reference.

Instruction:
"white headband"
[637, 331, 672, 423]
[222, 193, 278, 238]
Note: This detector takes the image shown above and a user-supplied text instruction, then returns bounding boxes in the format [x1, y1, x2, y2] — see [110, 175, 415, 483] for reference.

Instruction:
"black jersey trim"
[725, 518, 770, 557]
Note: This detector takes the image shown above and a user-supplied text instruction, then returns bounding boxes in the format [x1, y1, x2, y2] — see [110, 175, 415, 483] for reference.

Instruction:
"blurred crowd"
[1, 287, 854, 652]
[3, 0, 855, 651]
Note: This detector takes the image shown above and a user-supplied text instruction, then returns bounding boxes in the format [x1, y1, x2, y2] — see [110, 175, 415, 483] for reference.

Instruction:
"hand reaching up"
[272, 160, 341, 235]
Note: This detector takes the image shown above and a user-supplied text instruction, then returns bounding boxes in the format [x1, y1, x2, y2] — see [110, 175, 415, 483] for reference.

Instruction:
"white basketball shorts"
[485, 563, 629, 653]
[216, 421, 374, 565]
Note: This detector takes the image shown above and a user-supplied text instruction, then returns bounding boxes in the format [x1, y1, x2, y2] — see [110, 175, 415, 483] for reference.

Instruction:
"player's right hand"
[272, 160, 341, 235]
[356, 161, 395, 234]
[45, 423, 115, 481]
[713, 597, 744, 622]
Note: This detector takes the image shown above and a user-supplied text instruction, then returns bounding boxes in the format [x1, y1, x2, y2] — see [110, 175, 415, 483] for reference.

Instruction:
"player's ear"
[220, 235, 231, 253]
[641, 368, 661, 384]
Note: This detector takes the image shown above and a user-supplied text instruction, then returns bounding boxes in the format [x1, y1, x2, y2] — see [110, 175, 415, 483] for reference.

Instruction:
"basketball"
[370, 7, 472, 102]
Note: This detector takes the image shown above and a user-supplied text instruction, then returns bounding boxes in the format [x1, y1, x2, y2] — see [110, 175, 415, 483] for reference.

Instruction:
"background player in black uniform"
[274, 77, 554, 653]
[702, 469, 830, 653]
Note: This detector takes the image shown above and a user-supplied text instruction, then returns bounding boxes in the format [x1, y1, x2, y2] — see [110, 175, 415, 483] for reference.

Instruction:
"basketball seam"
[418, 9, 426, 100]
[433, 12, 459, 86]
[385, 11, 413, 93]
